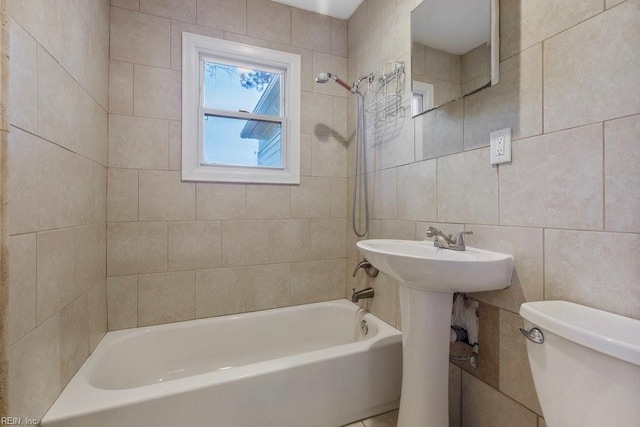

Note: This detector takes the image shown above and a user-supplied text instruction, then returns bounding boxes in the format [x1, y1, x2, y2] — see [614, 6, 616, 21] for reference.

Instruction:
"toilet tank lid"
[520, 301, 640, 367]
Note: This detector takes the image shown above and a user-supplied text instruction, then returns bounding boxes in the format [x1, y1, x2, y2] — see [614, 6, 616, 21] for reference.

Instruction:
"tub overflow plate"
[361, 320, 369, 336]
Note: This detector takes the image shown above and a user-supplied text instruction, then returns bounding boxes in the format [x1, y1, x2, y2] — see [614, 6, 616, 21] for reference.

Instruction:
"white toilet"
[519, 300, 640, 427]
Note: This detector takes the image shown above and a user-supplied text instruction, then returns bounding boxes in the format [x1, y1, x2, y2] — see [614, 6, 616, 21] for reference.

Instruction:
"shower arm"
[333, 76, 356, 93]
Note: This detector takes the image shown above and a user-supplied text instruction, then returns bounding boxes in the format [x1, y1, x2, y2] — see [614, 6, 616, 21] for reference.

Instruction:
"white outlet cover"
[490, 127, 512, 165]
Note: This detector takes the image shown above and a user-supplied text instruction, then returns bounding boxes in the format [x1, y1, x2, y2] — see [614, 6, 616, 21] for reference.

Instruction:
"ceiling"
[411, 0, 490, 55]
[271, 0, 364, 19]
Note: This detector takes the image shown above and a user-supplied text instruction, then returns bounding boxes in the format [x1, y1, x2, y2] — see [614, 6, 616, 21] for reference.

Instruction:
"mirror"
[411, 0, 499, 117]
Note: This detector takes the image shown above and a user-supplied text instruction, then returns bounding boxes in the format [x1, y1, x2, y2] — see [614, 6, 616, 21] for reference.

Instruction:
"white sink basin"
[356, 239, 514, 292]
[357, 239, 513, 427]
[355, 239, 515, 426]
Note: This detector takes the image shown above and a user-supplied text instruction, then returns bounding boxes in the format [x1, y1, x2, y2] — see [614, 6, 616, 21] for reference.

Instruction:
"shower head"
[315, 72, 332, 84]
[314, 72, 357, 94]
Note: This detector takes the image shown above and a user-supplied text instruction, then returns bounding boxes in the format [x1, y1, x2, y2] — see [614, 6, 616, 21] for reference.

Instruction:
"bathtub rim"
[43, 299, 402, 423]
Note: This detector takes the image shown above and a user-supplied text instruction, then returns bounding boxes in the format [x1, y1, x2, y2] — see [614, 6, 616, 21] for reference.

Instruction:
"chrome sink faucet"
[425, 227, 473, 251]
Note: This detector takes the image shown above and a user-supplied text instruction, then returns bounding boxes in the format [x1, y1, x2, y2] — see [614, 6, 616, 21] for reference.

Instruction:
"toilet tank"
[519, 301, 640, 427]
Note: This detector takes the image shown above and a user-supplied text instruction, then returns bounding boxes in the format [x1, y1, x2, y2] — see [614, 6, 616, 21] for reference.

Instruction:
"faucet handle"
[453, 231, 473, 245]
[426, 227, 444, 238]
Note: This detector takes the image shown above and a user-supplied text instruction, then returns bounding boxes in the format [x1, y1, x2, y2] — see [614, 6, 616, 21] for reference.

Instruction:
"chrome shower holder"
[364, 60, 406, 123]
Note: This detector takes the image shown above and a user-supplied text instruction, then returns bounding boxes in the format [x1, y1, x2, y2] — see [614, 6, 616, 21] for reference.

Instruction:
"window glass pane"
[203, 115, 282, 168]
[203, 61, 281, 116]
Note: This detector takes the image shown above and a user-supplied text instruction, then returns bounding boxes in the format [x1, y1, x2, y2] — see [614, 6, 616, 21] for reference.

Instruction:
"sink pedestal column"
[397, 286, 453, 427]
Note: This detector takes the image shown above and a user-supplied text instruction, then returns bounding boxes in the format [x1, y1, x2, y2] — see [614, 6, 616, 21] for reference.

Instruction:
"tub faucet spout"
[352, 287, 375, 303]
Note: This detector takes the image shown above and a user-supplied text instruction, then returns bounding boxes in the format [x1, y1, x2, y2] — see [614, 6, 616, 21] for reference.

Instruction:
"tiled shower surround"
[2, 0, 639, 425]
[105, 0, 349, 327]
[5, 0, 110, 420]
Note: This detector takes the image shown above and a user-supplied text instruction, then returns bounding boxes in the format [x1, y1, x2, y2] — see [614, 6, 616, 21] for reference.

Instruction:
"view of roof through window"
[202, 61, 283, 168]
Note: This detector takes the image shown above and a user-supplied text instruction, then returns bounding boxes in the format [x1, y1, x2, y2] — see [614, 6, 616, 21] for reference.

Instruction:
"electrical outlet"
[495, 136, 504, 155]
[490, 127, 512, 165]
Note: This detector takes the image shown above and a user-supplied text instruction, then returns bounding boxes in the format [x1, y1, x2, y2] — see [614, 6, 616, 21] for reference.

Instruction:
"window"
[182, 33, 301, 183]
[411, 80, 434, 116]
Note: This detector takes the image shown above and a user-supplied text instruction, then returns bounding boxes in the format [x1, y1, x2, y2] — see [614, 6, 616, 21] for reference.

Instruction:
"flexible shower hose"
[352, 92, 369, 237]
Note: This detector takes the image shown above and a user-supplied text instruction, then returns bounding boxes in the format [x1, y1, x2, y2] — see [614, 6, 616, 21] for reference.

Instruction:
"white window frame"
[182, 32, 301, 184]
[411, 80, 434, 116]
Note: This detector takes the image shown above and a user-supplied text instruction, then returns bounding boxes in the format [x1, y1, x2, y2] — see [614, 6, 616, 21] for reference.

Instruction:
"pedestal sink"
[356, 239, 514, 427]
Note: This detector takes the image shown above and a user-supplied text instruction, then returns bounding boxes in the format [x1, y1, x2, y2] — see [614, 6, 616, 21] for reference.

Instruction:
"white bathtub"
[42, 299, 402, 427]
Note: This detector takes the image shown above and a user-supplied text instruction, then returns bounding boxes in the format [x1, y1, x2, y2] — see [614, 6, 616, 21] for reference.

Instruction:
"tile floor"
[343, 409, 399, 427]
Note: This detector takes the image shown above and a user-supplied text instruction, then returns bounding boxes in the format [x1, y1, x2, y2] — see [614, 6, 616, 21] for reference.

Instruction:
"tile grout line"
[10, 123, 108, 170]
[34, 231, 39, 331]
[541, 40, 545, 136]
[500, 3, 612, 64]
[541, 228, 546, 301]
[135, 274, 139, 327]
[601, 121, 606, 232]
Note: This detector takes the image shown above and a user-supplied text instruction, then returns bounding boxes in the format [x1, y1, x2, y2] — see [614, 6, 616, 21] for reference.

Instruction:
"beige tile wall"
[5, 0, 109, 421]
[0, 0, 8, 418]
[348, 0, 640, 426]
[412, 42, 462, 106]
[412, 40, 491, 107]
[460, 44, 490, 94]
[106, 0, 349, 329]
